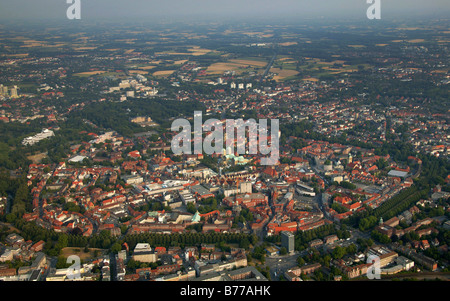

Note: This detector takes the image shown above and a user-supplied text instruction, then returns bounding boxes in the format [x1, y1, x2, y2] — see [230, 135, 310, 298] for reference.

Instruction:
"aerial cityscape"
[0, 0, 449, 288]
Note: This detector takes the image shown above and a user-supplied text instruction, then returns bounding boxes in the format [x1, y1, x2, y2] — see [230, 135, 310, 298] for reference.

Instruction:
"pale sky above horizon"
[0, 0, 449, 22]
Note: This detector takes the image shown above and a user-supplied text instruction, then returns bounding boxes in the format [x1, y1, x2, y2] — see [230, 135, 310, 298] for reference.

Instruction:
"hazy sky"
[0, 0, 449, 22]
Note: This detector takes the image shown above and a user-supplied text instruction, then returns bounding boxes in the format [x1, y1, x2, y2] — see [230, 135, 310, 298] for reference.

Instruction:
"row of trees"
[415, 154, 450, 191]
[5, 174, 30, 220]
[71, 97, 205, 136]
[3, 216, 259, 258]
[280, 119, 379, 154]
[373, 186, 427, 221]
[343, 186, 427, 232]
[249, 243, 268, 264]
[295, 224, 351, 251]
[265, 223, 351, 252]
[121, 231, 258, 251]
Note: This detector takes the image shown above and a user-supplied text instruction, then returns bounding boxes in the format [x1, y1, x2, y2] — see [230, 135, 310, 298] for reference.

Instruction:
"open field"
[302, 77, 320, 82]
[152, 70, 176, 77]
[1, 53, 29, 58]
[60, 247, 105, 261]
[407, 39, 426, 43]
[138, 65, 157, 70]
[206, 58, 268, 75]
[391, 39, 427, 43]
[128, 70, 149, 74]
[270, 67, 299, 81]
[0, 222, 21, 234]
[73, 47, 98, 51]
[317, 60, 346, 65]
[187, 46, 215, 56]
[155, 52, 192, 56]
[73, 71, 108, 77]
[397, 27, 421, 30]
[293, 56, 366, 79]
[206, 63, 239, 74]
[206, 63, 258, 75]
[276, 57, 298, 66]
[27, 152, 48, 164]
[174, 60, 188, 65]
[17, 39, 66, 48]
[279, 42, 298, 46]
[155, 46, 217, 57]
[229, 59, 267, 67]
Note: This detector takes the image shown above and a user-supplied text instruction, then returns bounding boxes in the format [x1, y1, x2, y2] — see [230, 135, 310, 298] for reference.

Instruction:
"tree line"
[1, 217, 258, 258]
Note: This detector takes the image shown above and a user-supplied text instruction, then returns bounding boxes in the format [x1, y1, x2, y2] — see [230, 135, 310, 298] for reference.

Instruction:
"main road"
[265, 251, 305, 280]
[259, 52, 277, 83]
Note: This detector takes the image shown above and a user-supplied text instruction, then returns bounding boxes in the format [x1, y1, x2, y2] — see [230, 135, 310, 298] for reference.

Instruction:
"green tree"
[110, 242, 122, 254]
[332, 246, 346, 259]
[239, 237, 251, 250]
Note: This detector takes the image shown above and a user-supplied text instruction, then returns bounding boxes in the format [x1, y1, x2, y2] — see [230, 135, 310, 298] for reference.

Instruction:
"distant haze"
[0, 0, 449, 22]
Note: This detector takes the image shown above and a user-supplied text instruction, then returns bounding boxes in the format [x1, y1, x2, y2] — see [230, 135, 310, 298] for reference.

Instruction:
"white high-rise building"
[10, 86, 18, 98]
[0, 85, 8, 97]
[239, 182, 252, 194]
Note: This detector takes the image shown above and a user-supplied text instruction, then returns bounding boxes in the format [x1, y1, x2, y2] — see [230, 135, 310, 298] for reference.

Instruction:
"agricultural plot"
[73, 71, 108, 77]
[152, 70, 176, 77]
[270, 67, 299, 82]
[206, 58, 268, 75]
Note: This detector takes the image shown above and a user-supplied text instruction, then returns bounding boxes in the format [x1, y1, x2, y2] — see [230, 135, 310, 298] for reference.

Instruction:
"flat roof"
[281, 231, 295, 237]
[387, 170, 408, 178]
[190, 185, 212, 196]
[69, 155, 87, 163]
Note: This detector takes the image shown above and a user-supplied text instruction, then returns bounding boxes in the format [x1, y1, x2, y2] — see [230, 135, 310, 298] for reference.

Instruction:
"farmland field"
[152, 70, 176, 77]
[270, 67, 299, 81]
[206, 58, 267, 75]
[73, 71, 108, 77]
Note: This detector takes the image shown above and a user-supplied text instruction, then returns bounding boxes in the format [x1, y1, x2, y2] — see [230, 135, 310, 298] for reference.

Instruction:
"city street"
[265, 252, 302, 280]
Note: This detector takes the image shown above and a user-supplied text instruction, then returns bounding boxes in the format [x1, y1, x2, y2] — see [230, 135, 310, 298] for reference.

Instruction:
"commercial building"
[387, 170, 408, 178]
[132, 243, 157, 263]
[281, 231, 295, 253]
[193, 266, 268, 281]
[22, 129, 55, 146]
